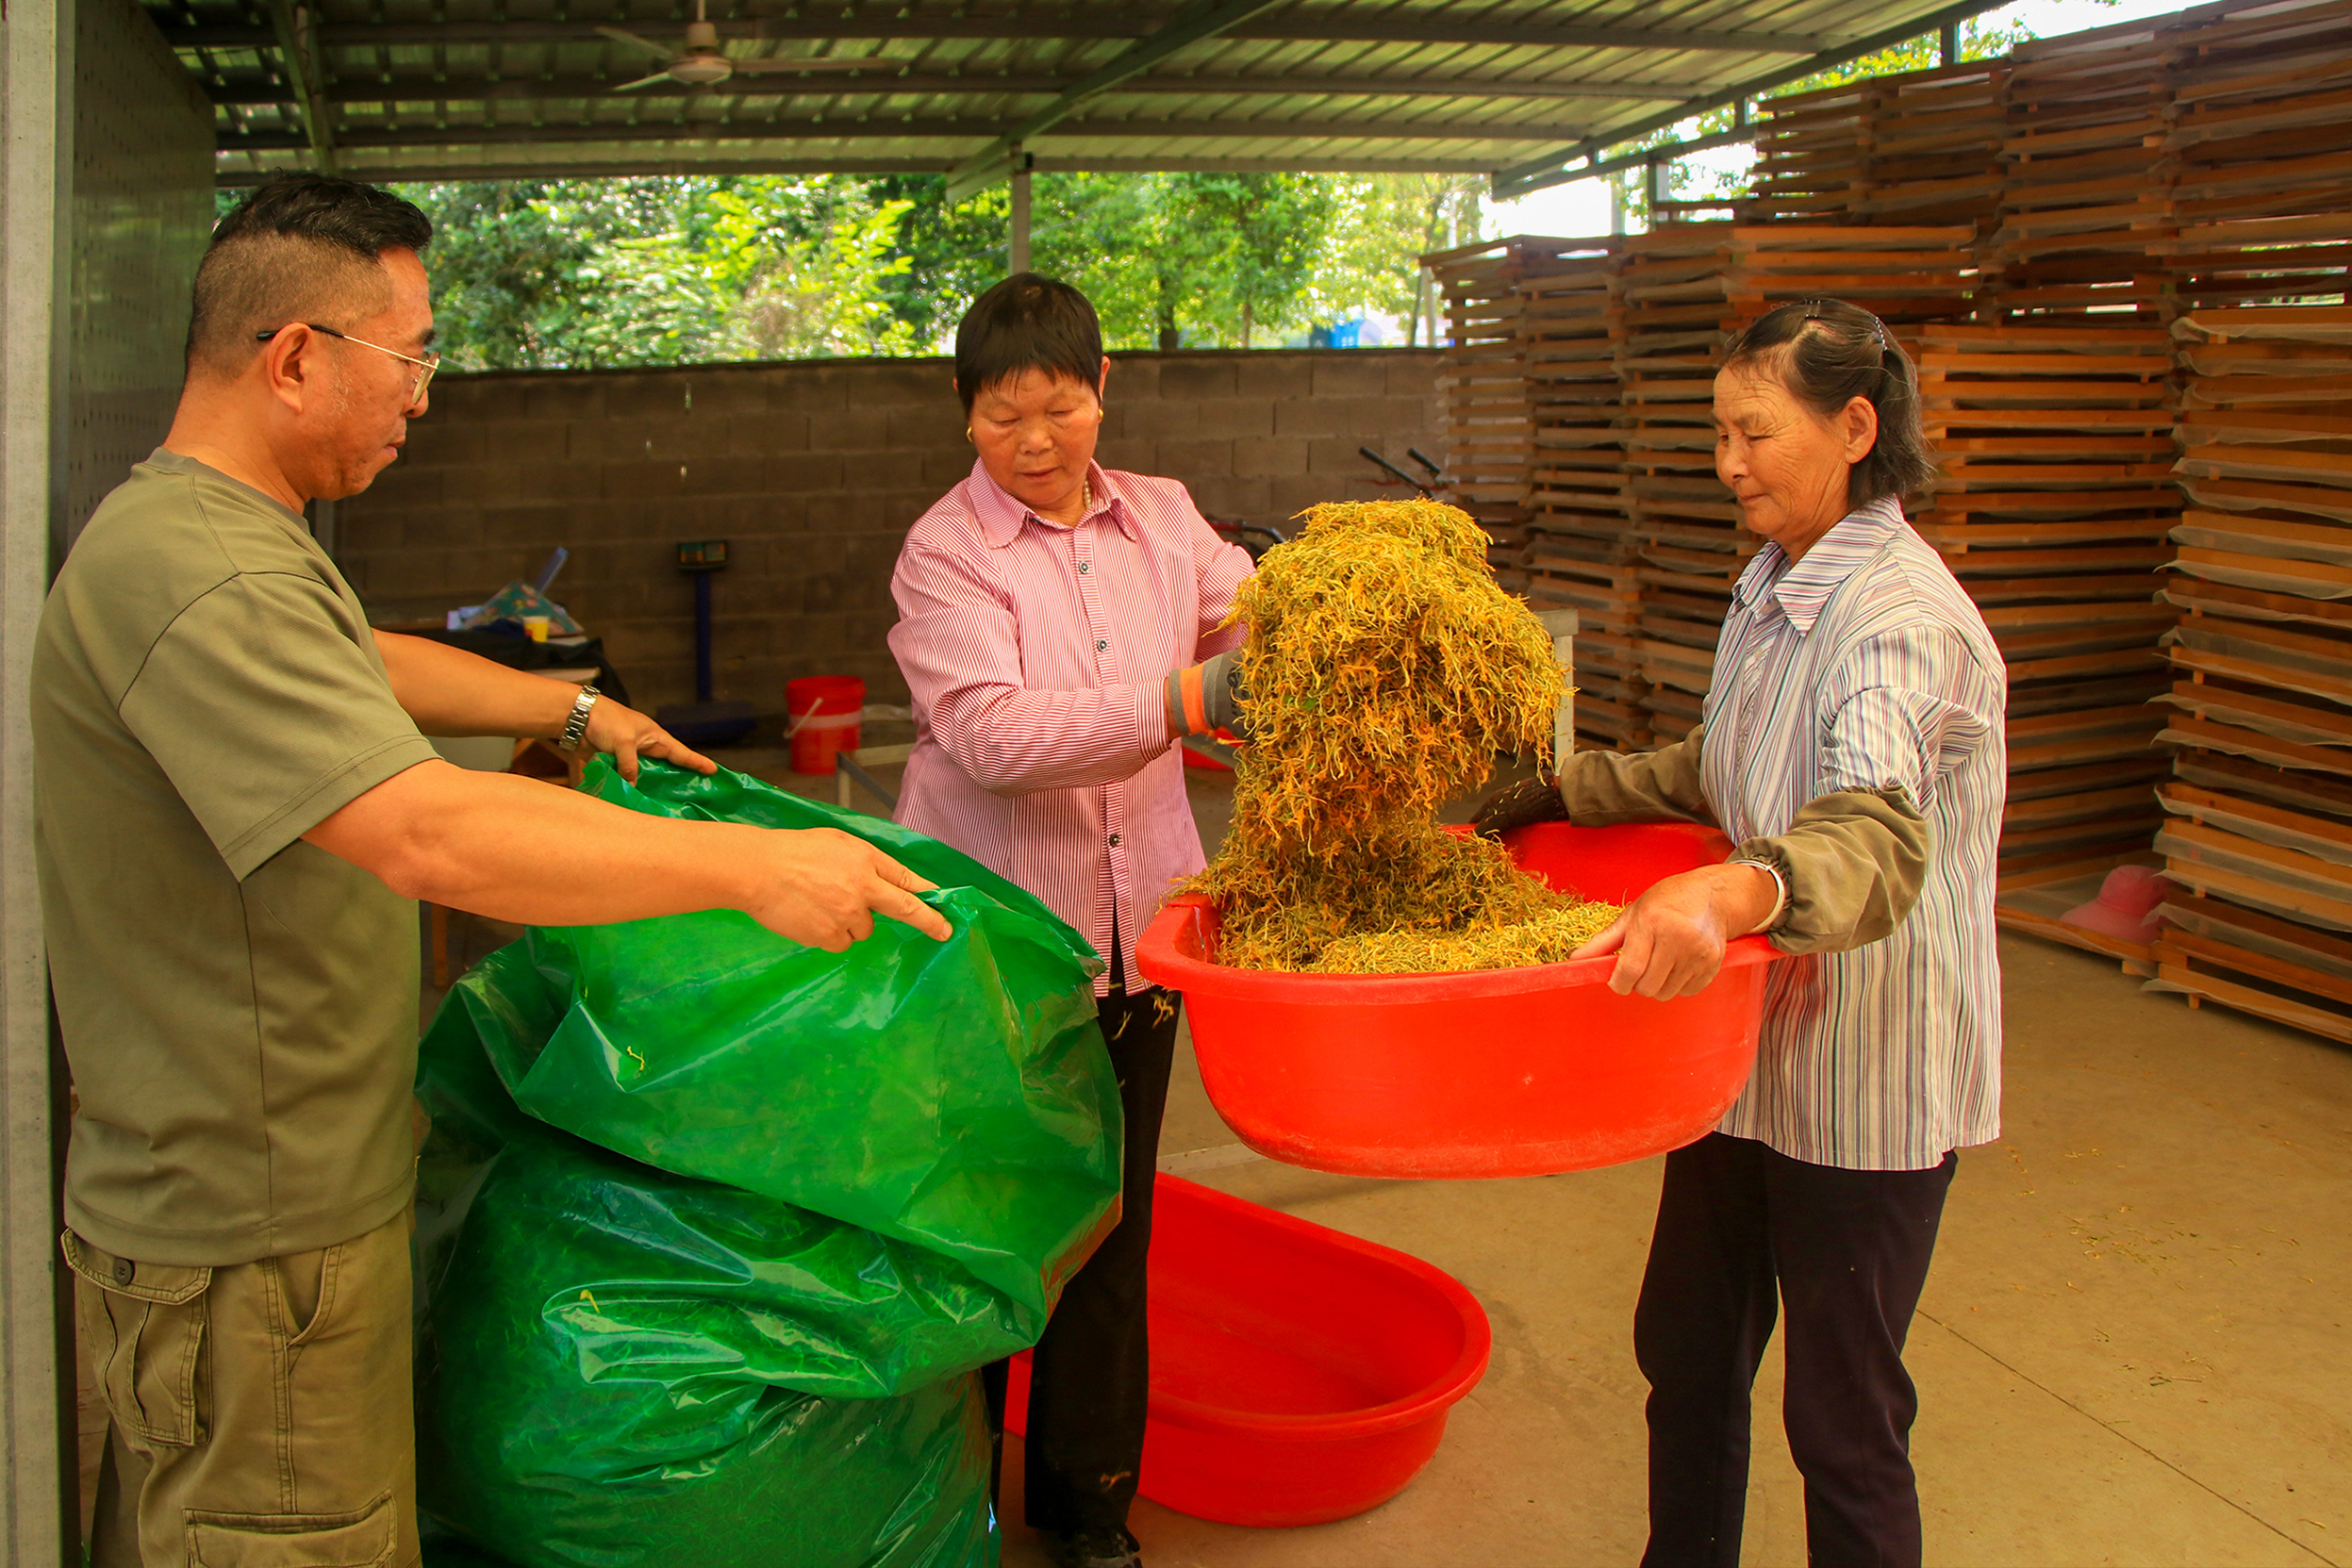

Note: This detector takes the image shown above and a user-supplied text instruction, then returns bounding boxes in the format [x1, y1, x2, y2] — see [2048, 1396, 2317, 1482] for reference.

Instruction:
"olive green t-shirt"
[34, 449, 442, 1265]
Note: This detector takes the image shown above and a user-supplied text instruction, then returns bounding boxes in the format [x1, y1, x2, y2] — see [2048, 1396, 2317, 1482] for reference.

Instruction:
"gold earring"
[965, 426, 973, 443]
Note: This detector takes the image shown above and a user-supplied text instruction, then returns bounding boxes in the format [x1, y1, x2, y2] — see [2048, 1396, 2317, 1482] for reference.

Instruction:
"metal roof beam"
[200, 70, 1696, 107]
[163, 15, 1834, 51]
[1029, 155, 1495, 173]
[943, 0, 1289, 201]
[1236, 19, 1829, 50]
[1490, 0, 2014, 198]
[262, 0, 337, 173]
[1080, 74, 1692, 101]
[221, 114, 1600, 151]
[214, 152, 1499, 186]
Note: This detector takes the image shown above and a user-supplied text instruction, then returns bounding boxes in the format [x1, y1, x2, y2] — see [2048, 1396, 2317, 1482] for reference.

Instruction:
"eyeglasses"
[256, 322, 440, 405]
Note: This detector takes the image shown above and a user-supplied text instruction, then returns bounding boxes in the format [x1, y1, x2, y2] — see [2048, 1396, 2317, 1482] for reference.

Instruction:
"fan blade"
[609, 70, 677, 90]
[595, 26, 676, 58]
[726, 55, 891, 72]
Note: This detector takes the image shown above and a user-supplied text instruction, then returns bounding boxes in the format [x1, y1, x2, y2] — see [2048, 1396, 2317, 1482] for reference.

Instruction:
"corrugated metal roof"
[142, 0, 1994, 189]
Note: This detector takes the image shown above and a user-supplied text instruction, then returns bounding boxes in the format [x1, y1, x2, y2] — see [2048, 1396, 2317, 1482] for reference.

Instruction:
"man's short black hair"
[186, 173, 433, 379]
[953, 272, 1103, 414]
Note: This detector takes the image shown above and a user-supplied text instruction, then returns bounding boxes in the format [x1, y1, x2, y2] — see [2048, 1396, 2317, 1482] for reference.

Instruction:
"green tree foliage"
[398, 175, 916, 370]
[1031, 172, 1337, 349]
[571, 179, 919, 363]
[1300, 174, 1485, 345]
[395, 181, 664, 368]
[360, 168, 1463, 366]
[865, 174, 1012, 349]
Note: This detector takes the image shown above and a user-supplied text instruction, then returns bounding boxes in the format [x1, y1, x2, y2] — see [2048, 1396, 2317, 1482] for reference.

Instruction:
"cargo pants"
[65, 1211, 421, 1568]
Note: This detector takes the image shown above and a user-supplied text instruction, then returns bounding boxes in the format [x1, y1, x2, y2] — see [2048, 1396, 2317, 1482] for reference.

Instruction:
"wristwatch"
[559, 683, 601, 751]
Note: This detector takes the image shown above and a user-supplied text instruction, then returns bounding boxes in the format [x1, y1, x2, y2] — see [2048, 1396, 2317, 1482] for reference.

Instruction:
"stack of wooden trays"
[1613, 223, 1742, 740]
[1723, 223, 1977, 328]
[2162, 212, 2352, 319]
[1980, 11, 2178, 325]
[1912, 322, 2180, 888]
[1517, 239, 1649, 751]
[1744, 78, 1874, 223]
[2151, 304, 2352, 1041]
[1847, 60, 2012, 225]
[2155, 4, 2352, 317]
[1427, 238, 1546, 560]
[2165, 0, 2352, 233]
[1743, 61, 2010, 226]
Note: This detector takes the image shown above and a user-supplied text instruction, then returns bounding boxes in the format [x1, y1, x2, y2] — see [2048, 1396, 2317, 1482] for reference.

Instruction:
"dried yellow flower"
[1187, 498, 1617, 973]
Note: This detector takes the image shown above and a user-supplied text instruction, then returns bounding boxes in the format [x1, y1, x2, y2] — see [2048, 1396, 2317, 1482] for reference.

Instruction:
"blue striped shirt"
[1702, 498, 2008, 1170]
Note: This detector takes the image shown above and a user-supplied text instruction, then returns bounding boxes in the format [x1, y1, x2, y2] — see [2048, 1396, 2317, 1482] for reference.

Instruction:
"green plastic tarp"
[413, 760, 1122, 1568]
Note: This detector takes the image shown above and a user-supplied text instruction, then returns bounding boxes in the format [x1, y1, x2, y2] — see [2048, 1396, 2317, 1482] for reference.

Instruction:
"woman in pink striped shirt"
[886, 274, 1252, 1568]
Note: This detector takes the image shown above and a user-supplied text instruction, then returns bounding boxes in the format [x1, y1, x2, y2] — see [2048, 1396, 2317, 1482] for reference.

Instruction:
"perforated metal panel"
[63, 0, 212, 552]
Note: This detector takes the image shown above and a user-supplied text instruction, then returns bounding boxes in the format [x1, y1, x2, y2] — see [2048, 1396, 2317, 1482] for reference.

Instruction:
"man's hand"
[1570, 862, 1779, 999]
[743, 827, 953, 951]
[580, 693, 717, 782]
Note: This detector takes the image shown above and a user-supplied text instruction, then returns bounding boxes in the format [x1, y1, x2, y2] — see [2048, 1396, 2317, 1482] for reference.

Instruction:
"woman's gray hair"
[1720, 300, 1938, 507]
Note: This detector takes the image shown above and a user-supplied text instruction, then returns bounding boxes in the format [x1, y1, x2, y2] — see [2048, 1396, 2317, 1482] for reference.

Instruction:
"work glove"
[1472, 774, 1570, 837]
[1167, 649, 1249, 740]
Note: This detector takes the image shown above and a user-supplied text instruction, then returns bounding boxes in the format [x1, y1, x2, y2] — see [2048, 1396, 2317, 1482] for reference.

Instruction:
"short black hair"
[1720, 299, 1938, 507]
[953, 272, 1103, 415]
[187, 173, 434, 378]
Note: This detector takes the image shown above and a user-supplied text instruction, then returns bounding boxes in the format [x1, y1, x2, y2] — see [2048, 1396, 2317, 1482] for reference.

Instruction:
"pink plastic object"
[1002, 1174, 1491, 1527]
[785, 675, 864, 775]
[1135, 821, 1783, 1179]
[2059, 863, 2171, 945]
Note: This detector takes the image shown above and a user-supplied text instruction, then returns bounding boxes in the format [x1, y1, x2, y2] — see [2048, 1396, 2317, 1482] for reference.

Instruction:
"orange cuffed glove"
[1166, 649, 1248, 739]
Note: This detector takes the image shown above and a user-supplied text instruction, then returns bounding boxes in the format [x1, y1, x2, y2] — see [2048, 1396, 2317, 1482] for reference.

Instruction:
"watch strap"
[559, 684, 600, 751]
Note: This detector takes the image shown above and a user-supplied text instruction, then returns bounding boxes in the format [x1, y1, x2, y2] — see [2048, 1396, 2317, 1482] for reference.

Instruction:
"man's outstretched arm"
[305, 759, 951, 952]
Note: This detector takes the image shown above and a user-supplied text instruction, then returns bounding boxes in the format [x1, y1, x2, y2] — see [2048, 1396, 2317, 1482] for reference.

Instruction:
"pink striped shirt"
[888, 458, 1253, 993]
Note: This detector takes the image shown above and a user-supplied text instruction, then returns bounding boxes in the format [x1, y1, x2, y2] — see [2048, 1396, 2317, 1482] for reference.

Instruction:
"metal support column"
[1940, 19, 1961, 64]
[0, 0, 70, 1554]
[1009, 148, 1032, 275]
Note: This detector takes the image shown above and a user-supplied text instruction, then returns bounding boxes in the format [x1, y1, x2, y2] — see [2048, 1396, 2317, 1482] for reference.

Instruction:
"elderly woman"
[886, 273, 1252, 1568]
[1480, 298, 2005, 1568]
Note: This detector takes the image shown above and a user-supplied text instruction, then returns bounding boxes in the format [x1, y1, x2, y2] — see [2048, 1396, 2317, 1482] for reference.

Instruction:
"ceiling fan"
[597, 0, 884, 90]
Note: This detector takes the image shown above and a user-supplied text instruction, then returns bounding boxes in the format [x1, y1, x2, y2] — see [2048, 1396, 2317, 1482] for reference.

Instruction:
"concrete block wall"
[335, 348, 1444, 713]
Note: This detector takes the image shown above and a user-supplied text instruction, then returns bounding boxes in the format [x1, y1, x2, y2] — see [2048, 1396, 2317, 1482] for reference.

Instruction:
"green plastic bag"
[413, 762, 1124, 1568]
[494, 760, 1120, 1318]
[415, 1104, 997, 1568]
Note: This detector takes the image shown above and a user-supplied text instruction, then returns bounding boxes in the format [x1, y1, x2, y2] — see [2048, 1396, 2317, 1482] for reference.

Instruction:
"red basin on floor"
[1005, 1174, 1491, 1527]
[1135, 821, 1781, 1180]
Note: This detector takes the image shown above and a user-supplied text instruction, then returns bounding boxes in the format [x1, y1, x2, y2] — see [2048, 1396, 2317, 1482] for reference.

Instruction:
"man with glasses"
[33, 173, 951, 1568]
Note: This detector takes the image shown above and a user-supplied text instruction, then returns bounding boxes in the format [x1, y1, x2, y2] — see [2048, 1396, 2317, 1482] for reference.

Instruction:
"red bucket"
[1003, 1174, 1490, 1527]
[786, 675, 864, 775]
[1135, 821, 1784, 1180]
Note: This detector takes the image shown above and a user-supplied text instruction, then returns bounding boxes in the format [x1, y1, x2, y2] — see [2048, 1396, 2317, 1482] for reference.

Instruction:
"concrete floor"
[429, 748, 2352, 1568]
[986, 931, 2352, 1568]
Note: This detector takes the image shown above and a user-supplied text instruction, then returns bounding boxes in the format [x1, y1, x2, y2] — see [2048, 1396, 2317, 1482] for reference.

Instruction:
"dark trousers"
[1636, 1132, 1958, 1568]
[984, 982, 1178, 1534]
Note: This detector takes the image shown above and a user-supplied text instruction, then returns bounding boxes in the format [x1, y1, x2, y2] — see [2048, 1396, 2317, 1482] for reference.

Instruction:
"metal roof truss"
[151, 0, 2019, 194]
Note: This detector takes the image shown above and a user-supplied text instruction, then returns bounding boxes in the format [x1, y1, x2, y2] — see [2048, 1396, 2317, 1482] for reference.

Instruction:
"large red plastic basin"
[1135, 821, 1781, 1180]
[1005, 1174, 1491, 1527]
